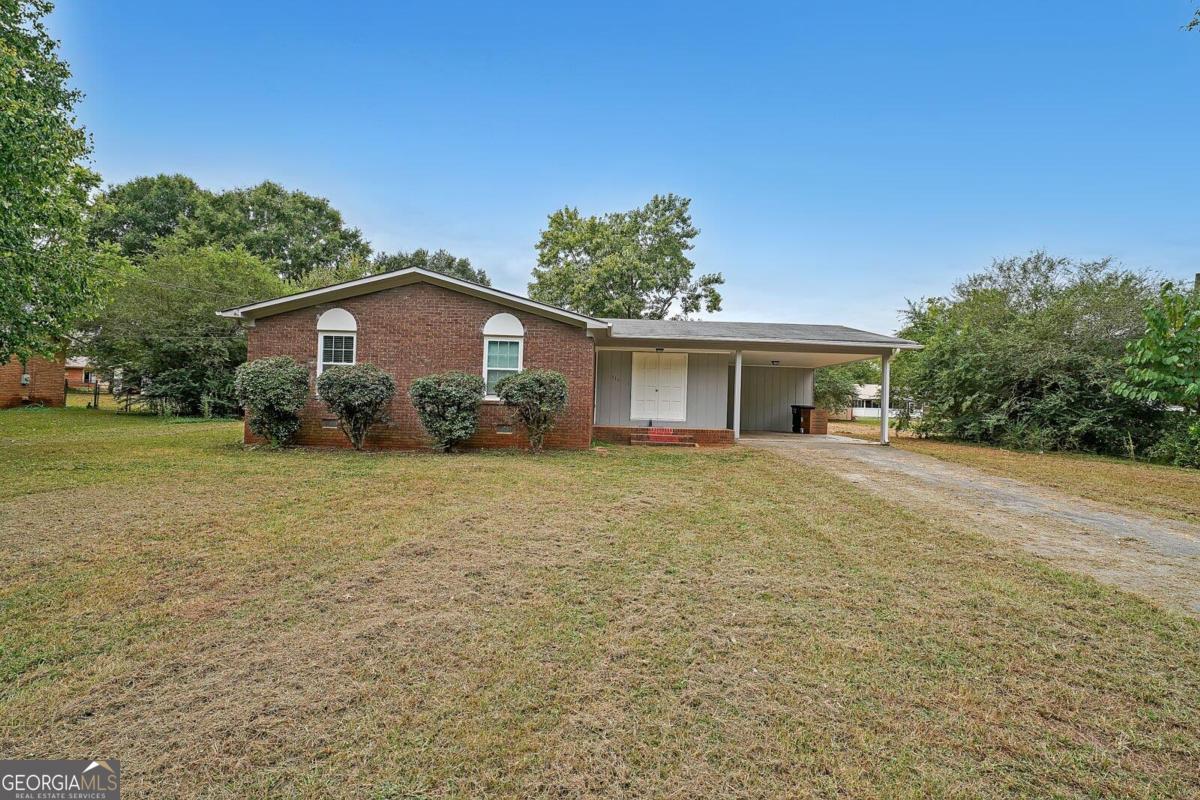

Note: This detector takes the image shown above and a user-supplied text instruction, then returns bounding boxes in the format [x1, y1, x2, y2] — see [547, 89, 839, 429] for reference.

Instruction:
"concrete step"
[630, 431, 697, 447]
[629, 438, 699, 447]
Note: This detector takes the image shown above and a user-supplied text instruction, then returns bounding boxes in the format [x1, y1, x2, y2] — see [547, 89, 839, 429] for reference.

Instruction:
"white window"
[482, 313, 524, 397]
[319, 334, 355, 372]
[316, 307, 357, 376]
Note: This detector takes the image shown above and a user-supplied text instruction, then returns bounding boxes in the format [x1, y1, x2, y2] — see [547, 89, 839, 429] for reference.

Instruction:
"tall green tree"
[88, 174, 211, 259]
[1, 0, 111, 361]
[528, 194, 723, 319]
[178, 181, 371, 280]
[85, 246, 287, 416]
[1115, 281, 1200, 415]
[374, 248, 489, 285]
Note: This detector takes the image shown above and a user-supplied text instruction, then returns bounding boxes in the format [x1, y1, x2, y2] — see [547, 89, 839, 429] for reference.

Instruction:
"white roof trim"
[217, 267, 609, 330]
[604, 333, 922, 351]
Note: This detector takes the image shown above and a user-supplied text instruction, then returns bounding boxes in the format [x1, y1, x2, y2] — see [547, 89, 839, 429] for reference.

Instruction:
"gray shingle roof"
[601, 318, 919, 348]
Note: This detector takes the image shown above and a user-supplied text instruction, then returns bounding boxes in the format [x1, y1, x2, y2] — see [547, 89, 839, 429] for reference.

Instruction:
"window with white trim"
[316, 307, 358, 376]
[482, 313, 525, 397]
[484, 338, 521, 394]
[319, 333, 356, 373]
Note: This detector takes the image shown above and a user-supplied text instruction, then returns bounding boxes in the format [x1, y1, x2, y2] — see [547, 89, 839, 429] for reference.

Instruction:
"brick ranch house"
[219, 267, 919, 449]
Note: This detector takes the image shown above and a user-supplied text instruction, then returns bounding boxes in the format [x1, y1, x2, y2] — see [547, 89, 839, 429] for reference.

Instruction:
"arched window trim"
[482, 313, 524, 398]
[317, 307, 357, 377]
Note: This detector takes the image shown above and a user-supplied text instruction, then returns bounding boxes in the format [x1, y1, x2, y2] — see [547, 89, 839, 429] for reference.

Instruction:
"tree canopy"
[894, 252, 1160, 455]
[85, 246, 288, 416]
[1, 0, 114, 361]
[171, 181, 371, 281]
[374, 248, 490, 286]
[528, 194, 723, 319]
[88, 174, 210, 259]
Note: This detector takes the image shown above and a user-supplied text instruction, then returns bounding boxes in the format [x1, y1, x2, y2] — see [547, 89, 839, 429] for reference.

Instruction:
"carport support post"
[733, 350, 743, 440]
[880, 350, 891, 445]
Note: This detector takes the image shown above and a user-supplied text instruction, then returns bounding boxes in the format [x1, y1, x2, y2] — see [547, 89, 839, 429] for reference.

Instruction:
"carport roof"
[600, 318, 920, 350]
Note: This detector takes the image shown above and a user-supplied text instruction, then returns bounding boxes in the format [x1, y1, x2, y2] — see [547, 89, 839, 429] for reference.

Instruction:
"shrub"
[316, 363, 396, 450]
[895, 253, 1161, 455]
[233, 357, 310, 447]
[408, 371, 485, 452]
[1147, 417, 1200, 469]
[494, 369, 568, 452]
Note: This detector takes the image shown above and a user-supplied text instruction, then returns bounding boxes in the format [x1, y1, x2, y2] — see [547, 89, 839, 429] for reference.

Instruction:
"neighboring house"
[219, 267, 920, 449]
[1, 354, 66, 409]
[65, 356, 102, 388]
[850, 383, 920, 420]
[851, 383, 886, 418]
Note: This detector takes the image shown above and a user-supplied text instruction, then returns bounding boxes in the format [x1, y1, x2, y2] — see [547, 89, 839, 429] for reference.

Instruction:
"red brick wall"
[66, 367, 89, 388]
[245, 283, 595, 450]
[1, 355, 66, 409]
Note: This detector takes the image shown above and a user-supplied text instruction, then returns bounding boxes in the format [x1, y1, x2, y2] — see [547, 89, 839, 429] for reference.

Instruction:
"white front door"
[630, 352, 688, 422]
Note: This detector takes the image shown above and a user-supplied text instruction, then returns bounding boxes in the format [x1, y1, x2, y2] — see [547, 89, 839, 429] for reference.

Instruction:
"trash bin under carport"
[790, 404, 815, 434]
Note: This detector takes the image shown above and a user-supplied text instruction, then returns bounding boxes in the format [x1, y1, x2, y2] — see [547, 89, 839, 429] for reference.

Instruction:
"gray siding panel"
[595, 351, 729, 429]
[595, 350, 633, 425]
[737, 366, 814, 432]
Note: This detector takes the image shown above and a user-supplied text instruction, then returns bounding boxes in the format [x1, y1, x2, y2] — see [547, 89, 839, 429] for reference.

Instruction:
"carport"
[590, 319, 921, 445]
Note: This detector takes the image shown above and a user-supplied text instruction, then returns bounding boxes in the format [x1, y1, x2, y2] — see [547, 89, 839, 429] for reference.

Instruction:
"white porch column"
[733, 350, 743, 440]
[880, 350, 891, 445]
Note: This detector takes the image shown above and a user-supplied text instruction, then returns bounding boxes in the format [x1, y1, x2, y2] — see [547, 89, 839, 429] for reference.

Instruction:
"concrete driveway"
[741, 433, 1200, 616]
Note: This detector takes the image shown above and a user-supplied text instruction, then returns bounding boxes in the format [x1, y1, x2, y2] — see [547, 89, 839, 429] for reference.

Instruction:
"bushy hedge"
[408, 371, 485, 452]
[233, 357, 310, 447]
[494, 369, 568, 452]
[316, 364, 396, 450]
[895, 253, 1162, 455]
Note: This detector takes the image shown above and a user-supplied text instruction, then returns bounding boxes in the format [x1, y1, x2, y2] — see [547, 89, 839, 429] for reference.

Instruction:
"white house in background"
[851, 384, 893, 419]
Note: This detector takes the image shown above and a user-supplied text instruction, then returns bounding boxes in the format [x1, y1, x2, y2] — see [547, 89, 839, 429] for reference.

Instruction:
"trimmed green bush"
[316, 364, 396, 450]
[494, 369, 568, 452]
[233, 357, 310, 447]
[408, 371, 485, 452]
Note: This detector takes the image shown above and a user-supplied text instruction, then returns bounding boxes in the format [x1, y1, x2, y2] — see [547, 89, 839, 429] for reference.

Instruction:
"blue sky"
[52, 1, 1200, 334]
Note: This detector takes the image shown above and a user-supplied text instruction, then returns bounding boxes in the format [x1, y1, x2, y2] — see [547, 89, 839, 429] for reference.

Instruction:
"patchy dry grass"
[2, 407, 1199, 798]
[65, 388, 122, 410]
[830, 420, 1200, 524]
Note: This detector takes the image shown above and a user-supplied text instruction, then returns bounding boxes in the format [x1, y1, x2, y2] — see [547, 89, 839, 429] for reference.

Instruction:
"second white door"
[630, 352, 687, 422]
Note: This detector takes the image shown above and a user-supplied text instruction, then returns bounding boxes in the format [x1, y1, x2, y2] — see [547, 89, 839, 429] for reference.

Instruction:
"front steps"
[629, 427, 698, 447]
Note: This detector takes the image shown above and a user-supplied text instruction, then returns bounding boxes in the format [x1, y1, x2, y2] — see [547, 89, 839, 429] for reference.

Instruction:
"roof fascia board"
[598, 335, 919, 353]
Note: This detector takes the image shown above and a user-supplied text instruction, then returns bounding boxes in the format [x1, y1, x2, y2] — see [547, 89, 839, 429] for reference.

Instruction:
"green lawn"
[2, 406, 1199, 798]
[829, 419, 1200, 523]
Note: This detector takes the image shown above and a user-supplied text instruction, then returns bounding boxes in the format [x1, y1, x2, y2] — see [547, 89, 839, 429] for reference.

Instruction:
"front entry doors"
[630, 352, 688, 422]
